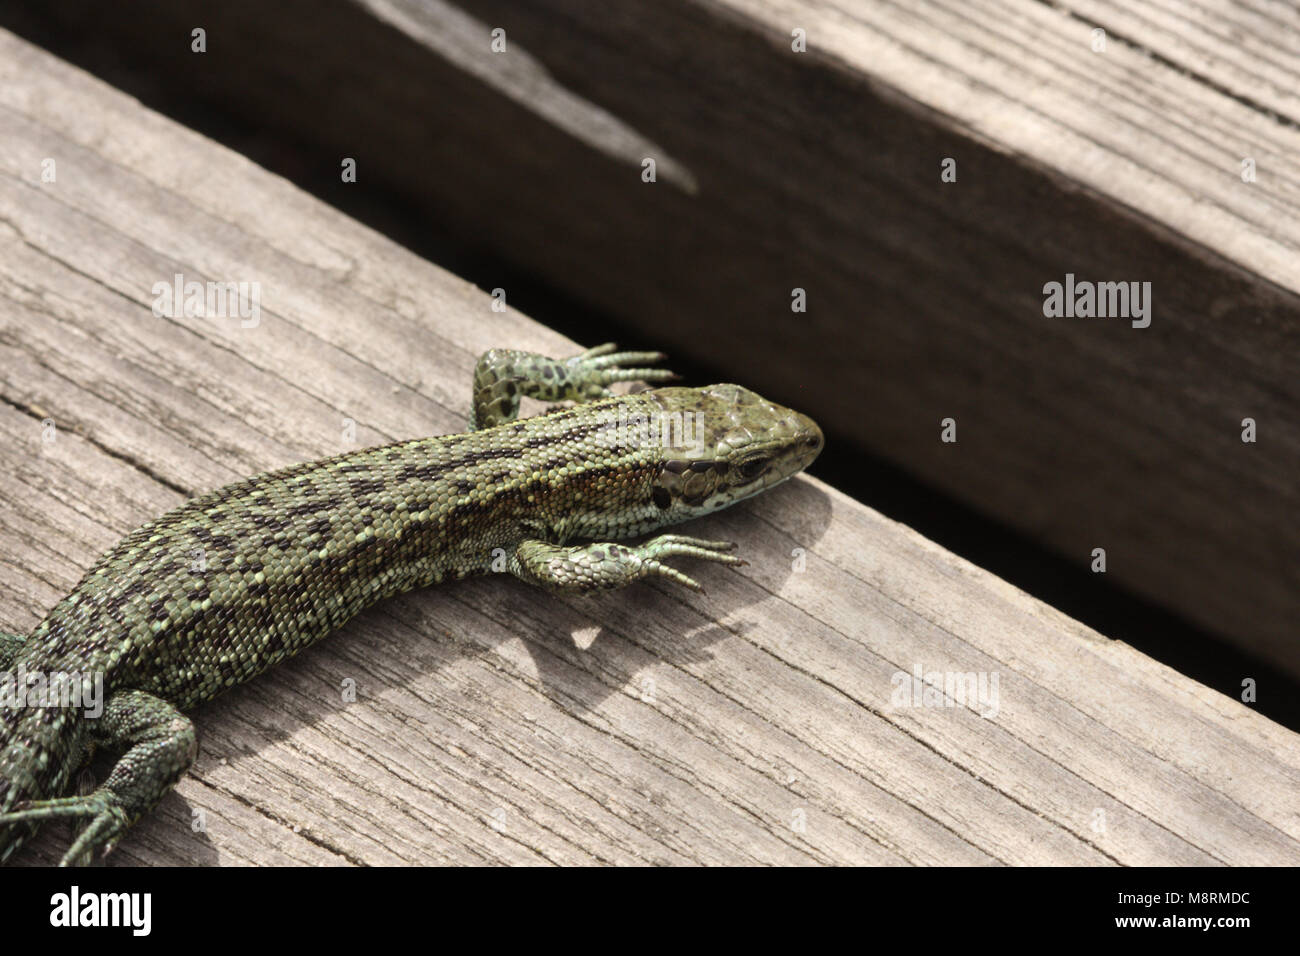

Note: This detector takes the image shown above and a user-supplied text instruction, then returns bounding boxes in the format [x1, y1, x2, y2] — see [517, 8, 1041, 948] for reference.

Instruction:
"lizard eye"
[737, 456, 770, 481]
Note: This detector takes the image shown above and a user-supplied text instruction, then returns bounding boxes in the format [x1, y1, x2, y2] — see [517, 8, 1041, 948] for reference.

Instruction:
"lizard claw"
[565, 344, 678, 398]
[637, 536, 746, 592]
[61, 800, 130, 867]
[1, 791, 131, 866]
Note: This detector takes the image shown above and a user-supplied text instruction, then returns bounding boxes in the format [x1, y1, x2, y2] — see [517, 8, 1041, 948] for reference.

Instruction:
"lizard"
[0, 343, 822, 865]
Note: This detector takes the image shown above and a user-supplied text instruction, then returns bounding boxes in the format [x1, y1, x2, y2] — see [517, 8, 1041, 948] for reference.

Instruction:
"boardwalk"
[0, 28, 1297, 865]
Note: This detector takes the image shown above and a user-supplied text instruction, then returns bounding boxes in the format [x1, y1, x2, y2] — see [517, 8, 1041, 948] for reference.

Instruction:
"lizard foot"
[511, 534, 745, 594]
[562, 342, 679, 400]
[1, 790, 131, 865]
[631, 535, 747, 594]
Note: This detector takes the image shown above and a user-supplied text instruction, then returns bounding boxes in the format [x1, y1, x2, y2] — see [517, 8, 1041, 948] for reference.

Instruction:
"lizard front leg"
[0, 689, 196, 866]
[471, 343, 676, 429]
[509, 535, 746, 595]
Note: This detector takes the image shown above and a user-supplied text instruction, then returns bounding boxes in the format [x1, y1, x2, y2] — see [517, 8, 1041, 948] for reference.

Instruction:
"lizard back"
[16, 396, 671, 711]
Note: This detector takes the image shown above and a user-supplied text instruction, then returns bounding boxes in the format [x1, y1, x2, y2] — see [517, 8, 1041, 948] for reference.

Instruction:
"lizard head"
[645, 384, 822, 518]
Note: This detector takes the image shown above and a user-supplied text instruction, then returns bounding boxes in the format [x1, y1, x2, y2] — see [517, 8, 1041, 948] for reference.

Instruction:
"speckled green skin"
[0, 344, 822, 865]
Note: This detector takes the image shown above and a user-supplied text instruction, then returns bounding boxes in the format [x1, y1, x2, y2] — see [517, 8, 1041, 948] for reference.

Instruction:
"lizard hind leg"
[0, 689, 196, 866]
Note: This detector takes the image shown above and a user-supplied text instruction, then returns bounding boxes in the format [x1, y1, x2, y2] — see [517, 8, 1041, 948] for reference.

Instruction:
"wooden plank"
[358, 0, 1300, 680]
[9, 0, 1290, 677]
[1, 28, 1297, 866]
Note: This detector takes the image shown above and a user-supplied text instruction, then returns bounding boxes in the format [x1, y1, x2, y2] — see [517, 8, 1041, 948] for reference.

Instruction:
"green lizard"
[0, 344, 822, 865]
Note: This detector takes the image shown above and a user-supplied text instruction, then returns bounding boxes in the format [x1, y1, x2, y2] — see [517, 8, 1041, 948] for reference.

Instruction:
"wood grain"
[1, 28, 1296, 866]
[9, 0, 1289, 676]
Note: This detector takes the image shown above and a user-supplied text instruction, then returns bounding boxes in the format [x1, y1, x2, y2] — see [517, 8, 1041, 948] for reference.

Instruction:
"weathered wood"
[1, 29, 1297, 866]
[9, 0, 1291, 677]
